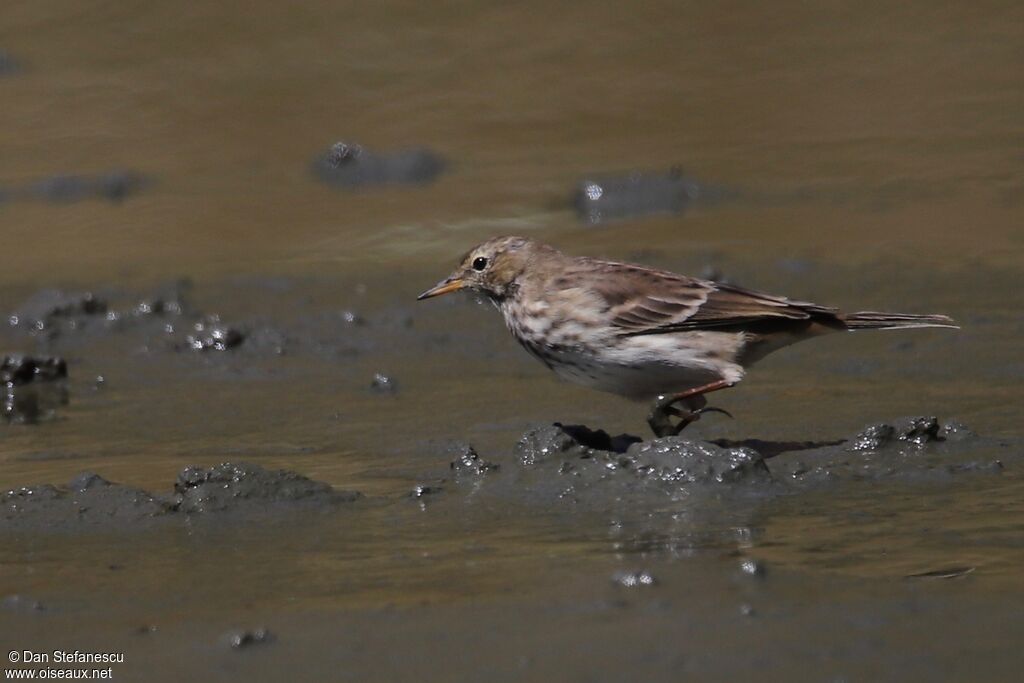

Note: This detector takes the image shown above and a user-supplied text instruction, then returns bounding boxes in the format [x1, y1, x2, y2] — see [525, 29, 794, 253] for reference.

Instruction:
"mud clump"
[311, 141, 445, 188]
[448, 443, 500, 477]
[11, 285, 193, 336]
[773, 417, 1004, 484]
[849, 416, 968, 450]
[181, 315, 245, 352]
[0, 473, 171, 531]
[6, 283, 290, 357]
[515, 423, 641, 465]
[515, 423, 770, 487]
[10, 290, 109, 338]
[624, 438, 771, 484]
[0, 463, 360, 532]
[513, 417, 1001, 490]
[461, 417, 1011, 508]
[172, 462, 360, 514]
[514, 423, 594, 464]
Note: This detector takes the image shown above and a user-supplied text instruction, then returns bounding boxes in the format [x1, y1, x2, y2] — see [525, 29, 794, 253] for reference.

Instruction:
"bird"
[417, 236, 957, 437]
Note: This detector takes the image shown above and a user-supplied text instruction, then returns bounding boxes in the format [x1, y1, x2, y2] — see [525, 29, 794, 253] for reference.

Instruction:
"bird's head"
[417, 236, 542, 302]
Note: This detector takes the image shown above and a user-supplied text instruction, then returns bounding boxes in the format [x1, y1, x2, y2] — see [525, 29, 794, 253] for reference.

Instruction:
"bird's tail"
[840, 311, 958, 331]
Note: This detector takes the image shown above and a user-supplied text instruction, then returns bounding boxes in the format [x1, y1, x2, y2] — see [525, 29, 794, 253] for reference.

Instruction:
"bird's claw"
[647, 399, 732, 438]
[695, 405, 733, 419]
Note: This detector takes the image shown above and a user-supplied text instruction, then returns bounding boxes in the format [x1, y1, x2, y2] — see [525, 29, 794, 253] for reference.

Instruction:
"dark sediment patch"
[0, 463, 360, 533]
[10, 290, 109, 339]
[9, 283, 185, 341]
[0, 170, 150, 204]
[31, 170, 150, 203]
[169, 317, 288, 356]
[573, 168, 733, 224]
[311, 141, 445, 188]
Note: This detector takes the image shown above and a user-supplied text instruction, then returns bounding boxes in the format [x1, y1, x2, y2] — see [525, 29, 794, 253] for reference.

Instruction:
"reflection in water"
[3, 382, 68, 424]
[1, 355, 69, 424]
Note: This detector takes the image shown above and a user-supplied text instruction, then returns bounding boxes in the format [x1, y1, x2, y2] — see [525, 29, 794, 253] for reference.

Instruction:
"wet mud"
[435, 416, 1017, 513]
[0, 463, 359, 532]
[172, 462, 360, 514]
[0, 261, 1020, 681]
[5, 404, 1010, 535]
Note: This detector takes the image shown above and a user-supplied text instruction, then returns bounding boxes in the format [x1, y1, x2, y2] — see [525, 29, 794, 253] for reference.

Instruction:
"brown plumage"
[418, 236, 957, 435]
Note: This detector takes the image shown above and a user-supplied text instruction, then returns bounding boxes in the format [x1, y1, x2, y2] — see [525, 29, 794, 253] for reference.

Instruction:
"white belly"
[501, 297, 746, 400]
[533, 335, 745, 401]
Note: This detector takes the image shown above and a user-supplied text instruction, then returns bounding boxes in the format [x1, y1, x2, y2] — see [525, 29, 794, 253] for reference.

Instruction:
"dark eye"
[472, 256, 489, 271]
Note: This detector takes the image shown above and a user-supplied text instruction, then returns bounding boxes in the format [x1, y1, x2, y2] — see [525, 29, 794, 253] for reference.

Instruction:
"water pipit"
[418, 236, 956, 437]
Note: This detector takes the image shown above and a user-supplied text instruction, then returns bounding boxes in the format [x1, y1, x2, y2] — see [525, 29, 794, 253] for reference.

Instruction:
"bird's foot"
[646, 394, 733, 438]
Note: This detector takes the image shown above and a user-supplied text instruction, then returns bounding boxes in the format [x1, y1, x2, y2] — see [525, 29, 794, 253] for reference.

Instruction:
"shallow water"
[1, 1, 1023, 680]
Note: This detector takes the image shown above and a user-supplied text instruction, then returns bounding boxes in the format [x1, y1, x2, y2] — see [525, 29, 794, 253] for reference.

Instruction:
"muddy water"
[1, 1, 1023, 681]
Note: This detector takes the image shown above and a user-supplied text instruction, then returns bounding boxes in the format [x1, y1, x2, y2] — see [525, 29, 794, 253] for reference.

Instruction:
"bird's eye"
[472, 256, 489, 271]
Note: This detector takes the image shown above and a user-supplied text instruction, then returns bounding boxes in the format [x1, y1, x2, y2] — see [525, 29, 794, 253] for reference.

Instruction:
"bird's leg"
[647, 395, 706, 437]
[646, 380, 735, 438]
[647, 397, 679, 438]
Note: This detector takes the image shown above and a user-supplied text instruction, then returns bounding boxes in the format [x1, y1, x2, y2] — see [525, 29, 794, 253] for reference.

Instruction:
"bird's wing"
[577, 260, 836, 335]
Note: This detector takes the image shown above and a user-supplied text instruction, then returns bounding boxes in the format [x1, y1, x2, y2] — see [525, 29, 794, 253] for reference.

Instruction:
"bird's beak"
[417, 276, 466, 300]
